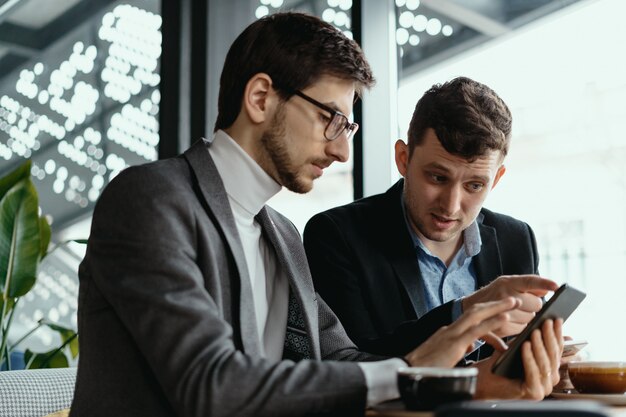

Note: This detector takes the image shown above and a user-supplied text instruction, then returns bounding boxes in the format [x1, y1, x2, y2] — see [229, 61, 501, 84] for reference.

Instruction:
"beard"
[260, 105, 317, 194]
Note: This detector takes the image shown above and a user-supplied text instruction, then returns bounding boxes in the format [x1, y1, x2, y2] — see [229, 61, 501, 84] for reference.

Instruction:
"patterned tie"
[282, 288, 312, 361]
[255, 209, 311, 361]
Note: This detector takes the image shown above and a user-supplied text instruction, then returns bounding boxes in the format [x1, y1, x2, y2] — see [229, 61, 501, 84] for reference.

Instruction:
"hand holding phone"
[491, 284, 586, 379]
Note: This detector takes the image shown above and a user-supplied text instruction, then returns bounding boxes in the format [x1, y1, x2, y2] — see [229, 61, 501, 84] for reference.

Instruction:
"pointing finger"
[508, 275, 558, 294]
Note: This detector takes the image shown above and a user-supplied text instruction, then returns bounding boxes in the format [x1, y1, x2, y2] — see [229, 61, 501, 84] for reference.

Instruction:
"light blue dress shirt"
[401, 195, 482, 320]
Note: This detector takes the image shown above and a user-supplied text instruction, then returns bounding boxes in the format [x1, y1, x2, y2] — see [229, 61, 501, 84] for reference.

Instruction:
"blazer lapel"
[473, 218, 503, 288]
[382, 181, 426, 318]
[256, 207, 320, 359]
[183, 139, 262, 356]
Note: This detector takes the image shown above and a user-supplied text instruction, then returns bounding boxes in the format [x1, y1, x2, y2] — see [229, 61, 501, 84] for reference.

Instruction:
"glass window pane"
[0, 0, 161, 353]
[396, 0, 583, 78]
[397, 0, 626, 360]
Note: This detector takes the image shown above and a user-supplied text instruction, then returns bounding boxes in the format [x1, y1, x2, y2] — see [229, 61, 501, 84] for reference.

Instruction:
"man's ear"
[394, 140, 409, 177]
[491, 164, 506, 189]
[242, 73, 276, 125]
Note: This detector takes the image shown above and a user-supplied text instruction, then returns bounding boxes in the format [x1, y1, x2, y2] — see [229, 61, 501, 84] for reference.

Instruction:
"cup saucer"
[551, 390, 626, 405]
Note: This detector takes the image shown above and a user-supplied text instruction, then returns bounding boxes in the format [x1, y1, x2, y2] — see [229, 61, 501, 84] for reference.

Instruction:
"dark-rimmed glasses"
[290, 90, 359, 141]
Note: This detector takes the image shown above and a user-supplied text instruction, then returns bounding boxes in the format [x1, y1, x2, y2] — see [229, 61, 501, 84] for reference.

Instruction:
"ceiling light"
[396, 28, 409, 45]
[426, 18, 442, 36]
[413, 14, 427, 32]
[406, 0, 420, 11]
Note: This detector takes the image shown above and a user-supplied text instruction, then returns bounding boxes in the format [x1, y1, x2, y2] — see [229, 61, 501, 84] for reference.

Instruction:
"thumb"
[482, 332, 509, 352]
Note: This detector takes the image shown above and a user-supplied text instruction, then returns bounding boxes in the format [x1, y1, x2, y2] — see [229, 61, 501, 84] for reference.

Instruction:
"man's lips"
[311, 161, 332, 177]
[431, 213, 458, 229]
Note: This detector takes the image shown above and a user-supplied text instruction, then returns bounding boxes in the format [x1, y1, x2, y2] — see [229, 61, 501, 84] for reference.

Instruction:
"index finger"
[508, 275, 559, 295]
[456, 297, 520, 330]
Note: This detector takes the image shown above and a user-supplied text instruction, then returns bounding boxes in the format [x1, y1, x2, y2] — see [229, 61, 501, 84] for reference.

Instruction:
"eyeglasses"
[290, 90, 359, 141]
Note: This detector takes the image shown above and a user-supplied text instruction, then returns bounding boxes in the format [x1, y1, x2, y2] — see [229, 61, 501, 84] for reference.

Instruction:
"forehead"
[412, 129, 503, 175]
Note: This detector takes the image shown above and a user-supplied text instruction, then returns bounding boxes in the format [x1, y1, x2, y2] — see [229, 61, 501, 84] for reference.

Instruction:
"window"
[0, 0, 161, 352]
[397, 0, 626, 360]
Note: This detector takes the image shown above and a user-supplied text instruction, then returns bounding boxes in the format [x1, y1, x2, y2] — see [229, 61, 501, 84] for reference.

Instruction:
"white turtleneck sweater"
[208, 130, 402, 405]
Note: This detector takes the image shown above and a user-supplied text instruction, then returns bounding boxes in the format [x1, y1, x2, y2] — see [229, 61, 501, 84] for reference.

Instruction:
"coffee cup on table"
[397, 367, 478, 411]
[568, 361, 626, 394]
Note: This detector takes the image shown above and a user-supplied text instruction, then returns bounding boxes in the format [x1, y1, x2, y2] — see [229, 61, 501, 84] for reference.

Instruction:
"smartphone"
[563, 339, 588, 357]
[491, 283, 586, 379]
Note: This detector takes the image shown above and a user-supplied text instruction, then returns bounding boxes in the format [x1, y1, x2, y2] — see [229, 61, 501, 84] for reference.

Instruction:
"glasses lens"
[326, 114, 349, 140]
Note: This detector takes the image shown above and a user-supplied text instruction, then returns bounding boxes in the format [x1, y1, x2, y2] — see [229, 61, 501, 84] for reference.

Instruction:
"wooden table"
[366, 399, 626, 417]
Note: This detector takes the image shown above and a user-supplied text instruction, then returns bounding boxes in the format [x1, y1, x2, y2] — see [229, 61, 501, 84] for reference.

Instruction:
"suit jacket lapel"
[381, 180, 425, 318]
[256, 207, 320, 359]
[473, 218, 503, 288]
[183, 139, 262, 356]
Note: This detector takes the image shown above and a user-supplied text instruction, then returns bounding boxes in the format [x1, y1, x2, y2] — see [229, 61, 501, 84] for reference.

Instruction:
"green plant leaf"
[42, 321, 79, 358]
[24, 348, 69, 369]
[0, 160, 31, 201]
[0, 179, 41, 298]
[39, 216, 51, 259]
[70, 334, 79, 358]
[0, 298, 15, 316]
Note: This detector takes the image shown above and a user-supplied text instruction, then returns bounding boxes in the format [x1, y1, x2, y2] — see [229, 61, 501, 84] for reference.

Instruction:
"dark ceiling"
[0, 0, 118, 80]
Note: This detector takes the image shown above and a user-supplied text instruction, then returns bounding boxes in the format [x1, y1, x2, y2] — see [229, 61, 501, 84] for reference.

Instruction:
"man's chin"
[283, 176, 314, 194]
[422, 229, 458, 243]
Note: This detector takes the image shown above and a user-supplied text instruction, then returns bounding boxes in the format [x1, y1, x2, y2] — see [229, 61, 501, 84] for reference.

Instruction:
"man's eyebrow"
[469, 174, 491, 183]
[321, 101, 343, 113]
[426, 162, 491, 183]
[425, 162, 452, 173]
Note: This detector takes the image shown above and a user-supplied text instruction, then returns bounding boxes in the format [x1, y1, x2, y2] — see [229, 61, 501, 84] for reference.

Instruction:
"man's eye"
[319, 113, 331, 123]
[467, 183, 484, 192]
[429, 174, 446, 183]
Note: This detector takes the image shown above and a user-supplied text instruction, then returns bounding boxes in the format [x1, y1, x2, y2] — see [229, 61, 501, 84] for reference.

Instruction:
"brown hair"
[407, 76, 512, 160]
[214, 12, 375, 131]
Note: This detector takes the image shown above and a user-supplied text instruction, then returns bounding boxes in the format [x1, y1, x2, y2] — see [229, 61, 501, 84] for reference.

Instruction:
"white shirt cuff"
[357, 358, 405, 407]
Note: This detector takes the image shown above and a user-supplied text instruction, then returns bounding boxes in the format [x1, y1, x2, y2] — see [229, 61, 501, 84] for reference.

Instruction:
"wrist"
[399, 356, 411, 367]
[461, 295, 471, 312]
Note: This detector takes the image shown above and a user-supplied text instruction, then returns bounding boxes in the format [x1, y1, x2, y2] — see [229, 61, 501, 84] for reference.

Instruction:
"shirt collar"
[463, 216, 482, 257]
[400, 192, 483, 258]
[208, 130, 281, 217]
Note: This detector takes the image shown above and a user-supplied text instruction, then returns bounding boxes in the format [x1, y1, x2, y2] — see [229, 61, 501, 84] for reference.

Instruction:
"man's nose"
[439, 184, 462, 215]
[325, 134, 350, 163]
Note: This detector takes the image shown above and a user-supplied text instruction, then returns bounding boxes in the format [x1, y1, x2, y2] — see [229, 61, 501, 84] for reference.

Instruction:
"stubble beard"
[406, 194, 461, 244]
[414, 215, 456, 243]
[260, 105, 312, 194]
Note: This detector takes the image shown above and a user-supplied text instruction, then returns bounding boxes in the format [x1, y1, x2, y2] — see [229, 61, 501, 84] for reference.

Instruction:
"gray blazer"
[70, 139, 383, 417]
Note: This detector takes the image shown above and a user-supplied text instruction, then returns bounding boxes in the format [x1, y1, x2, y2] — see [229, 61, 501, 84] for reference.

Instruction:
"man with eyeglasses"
[72, 13, 562, 417]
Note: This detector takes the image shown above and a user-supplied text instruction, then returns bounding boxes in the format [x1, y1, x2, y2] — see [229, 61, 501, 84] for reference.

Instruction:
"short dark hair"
[407, 76, 512, 160]
[214, 12, 375, 132]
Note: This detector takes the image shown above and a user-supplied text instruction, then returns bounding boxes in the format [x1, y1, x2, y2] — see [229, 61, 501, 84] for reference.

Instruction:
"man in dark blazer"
[304, 77, 558, 359]
[72, 17, 563, 417]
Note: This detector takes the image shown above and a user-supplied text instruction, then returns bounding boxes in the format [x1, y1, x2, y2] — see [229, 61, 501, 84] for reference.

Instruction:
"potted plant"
[0, 160, 79, 370]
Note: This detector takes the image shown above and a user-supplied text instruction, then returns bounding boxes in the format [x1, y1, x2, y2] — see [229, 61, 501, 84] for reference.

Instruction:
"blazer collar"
[380, 180, 426, 318]
[473, 219, 503, 288]
[257, 206, 321, 359]
[183, 139, 262, 356]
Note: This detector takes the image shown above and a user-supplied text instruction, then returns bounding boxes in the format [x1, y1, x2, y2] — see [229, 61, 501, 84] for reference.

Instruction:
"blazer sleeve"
[82, 167, 369, 417]
[528, 222, 540, 274]
[304, 212, 454, 357]
[316, 294, 388, 362]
